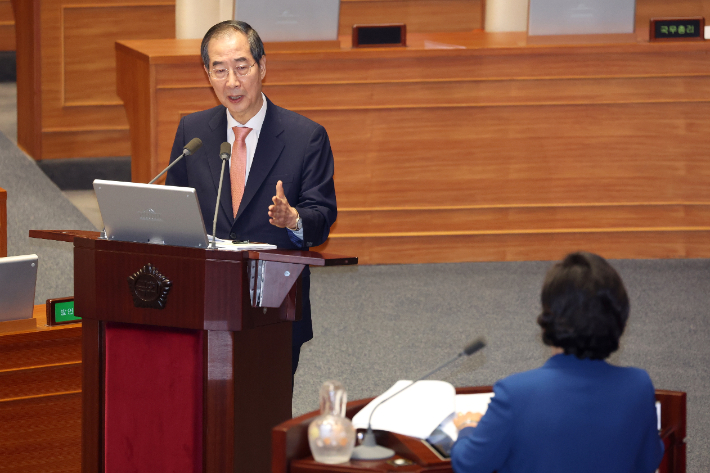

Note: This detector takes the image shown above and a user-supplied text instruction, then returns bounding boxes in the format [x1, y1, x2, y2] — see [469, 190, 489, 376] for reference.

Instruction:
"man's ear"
[259, 56, 267, 79]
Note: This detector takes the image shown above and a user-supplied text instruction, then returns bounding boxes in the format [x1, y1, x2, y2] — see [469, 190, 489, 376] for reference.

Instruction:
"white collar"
[226, 93, 268, 135]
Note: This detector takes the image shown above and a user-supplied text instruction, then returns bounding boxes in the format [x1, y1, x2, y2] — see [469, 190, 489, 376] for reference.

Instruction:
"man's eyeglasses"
[209, 63, 257, 80]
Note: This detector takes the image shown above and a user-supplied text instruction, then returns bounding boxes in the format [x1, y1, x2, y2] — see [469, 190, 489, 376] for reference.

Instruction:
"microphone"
[148, 138, 202, 184]
[350, 337, 486, 461]
[209, 142, 231, 250]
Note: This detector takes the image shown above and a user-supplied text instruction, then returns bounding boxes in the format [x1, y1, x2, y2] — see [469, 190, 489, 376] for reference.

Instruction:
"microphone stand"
[148, 137, 203, 184]
[96, 138, 203, 241]
[350, 338, 486, 461]
[209, 142, 231, 250]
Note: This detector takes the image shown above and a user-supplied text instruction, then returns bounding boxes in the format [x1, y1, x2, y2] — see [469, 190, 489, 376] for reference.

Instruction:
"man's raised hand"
[268, 180, 299, 229]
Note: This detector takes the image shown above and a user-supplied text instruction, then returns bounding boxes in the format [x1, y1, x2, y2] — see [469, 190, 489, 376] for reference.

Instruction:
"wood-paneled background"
[11, 0, 483, 161]
[12, 0, 176, 160]
[11, 0, 710, 264]
[117, 33, 710, 264]
[339, 0, 484, 34]
[0, 0, 14, 51]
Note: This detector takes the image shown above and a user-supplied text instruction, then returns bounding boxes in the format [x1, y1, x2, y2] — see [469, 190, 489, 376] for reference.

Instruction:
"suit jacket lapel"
[206, 107, 235, 224]
[235, 98, 284, 222]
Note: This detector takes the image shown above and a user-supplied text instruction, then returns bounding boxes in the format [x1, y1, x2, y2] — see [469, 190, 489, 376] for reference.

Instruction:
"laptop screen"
[93, 180, 209, 249]
[528, 0, 636, 36]
[0, 254, 38, 322]
[234, 0, 340, 42]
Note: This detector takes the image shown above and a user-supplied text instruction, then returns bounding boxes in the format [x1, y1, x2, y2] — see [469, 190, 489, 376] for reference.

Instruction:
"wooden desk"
[273, 387, 687, 473]
[0, 305, 82, 473]
[116, 32, 710, 264]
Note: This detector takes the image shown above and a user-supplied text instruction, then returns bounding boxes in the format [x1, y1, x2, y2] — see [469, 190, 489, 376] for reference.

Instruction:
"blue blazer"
[166, 98, 337, 348]
[451, 354, 664, 473]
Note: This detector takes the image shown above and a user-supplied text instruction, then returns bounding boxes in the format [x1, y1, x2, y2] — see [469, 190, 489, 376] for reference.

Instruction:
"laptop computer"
[528, 0, 636, 36]
[93, 180, 209, 249]
[0, 254, 39, 322]
[234, 0, 340, 42]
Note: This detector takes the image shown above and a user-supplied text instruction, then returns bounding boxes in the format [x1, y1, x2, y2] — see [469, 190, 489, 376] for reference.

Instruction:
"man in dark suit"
[166, 20, 337, 377]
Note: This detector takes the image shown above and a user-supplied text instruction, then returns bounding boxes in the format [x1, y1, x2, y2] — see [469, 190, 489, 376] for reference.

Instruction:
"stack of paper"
[208, 235, 277, 251]
[352, 380, 494, 440]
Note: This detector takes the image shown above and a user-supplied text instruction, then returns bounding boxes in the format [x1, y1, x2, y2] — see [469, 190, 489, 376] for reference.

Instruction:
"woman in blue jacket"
[451, 251, 664, 473]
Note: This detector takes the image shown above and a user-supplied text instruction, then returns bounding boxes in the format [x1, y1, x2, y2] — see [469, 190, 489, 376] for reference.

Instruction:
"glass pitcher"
[308, 380, 356, 464]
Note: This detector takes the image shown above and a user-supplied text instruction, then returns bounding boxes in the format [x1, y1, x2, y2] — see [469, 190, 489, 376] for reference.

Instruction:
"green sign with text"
[650, 18, 704, 41]
[54, 300, 80, 323]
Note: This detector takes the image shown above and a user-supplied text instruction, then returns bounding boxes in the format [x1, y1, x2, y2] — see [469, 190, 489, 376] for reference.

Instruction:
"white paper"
[352, 380, 456, 439]
[208, 235, 277, 251]
[455, 392, 495, 416]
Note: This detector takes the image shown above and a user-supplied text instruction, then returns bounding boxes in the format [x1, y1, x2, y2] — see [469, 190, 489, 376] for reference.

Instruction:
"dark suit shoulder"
[181, 105, 226, 129]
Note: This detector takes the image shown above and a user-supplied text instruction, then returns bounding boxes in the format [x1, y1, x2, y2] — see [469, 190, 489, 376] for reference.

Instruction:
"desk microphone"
[148, 137, 202, 184]
[209, 142, 231, 250]
[350, 337, 486, 461]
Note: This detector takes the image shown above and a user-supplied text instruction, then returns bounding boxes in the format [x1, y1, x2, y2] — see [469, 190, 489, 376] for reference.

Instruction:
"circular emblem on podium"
[127, 263, 172, 309]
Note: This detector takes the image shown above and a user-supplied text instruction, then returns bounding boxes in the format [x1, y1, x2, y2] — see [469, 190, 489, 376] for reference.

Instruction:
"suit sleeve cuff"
[287, 228, 304, 247]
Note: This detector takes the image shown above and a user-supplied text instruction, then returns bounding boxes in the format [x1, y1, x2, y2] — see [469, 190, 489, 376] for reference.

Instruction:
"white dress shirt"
[226, 93, 303, 240]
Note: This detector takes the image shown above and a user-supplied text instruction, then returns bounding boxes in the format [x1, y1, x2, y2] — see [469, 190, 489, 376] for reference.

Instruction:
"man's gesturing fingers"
[268, 180, 298, 228]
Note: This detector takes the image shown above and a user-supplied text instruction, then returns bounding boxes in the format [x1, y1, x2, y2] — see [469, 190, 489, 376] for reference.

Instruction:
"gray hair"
[201, 20, 265, 70]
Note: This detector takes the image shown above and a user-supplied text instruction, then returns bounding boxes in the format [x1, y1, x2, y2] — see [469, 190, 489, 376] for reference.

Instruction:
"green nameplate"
[47, 297, 81, 326]
[55, 300, 80, 323]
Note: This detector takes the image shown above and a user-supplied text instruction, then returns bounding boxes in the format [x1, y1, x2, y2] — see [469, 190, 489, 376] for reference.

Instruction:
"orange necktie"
[230, 126, 252, 218]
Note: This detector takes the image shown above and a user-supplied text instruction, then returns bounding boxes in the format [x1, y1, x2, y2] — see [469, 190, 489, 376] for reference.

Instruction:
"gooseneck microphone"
[209, 142, 231, 250]
[350, 337, 487, 461]
[148, 138, 203, 184]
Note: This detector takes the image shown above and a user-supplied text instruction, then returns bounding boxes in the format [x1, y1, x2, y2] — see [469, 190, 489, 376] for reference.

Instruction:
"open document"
[208, 235, 276, 251]
[351, 380, 494, 441]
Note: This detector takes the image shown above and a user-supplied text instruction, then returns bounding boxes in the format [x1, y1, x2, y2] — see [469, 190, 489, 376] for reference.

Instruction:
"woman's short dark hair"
[201, 20, 265, 70]
[537, 251, 630, 360]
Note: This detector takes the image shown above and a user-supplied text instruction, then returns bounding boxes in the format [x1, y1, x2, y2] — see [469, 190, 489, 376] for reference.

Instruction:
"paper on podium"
[352, 380, 456, 439]
[455, 392, 495, 416]
[209, 236, 277, 251]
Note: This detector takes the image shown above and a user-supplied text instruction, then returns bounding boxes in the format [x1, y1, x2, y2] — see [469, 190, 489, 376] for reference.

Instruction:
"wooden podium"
[30, 230, 356, 473]
[273, 387, 687, 473]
